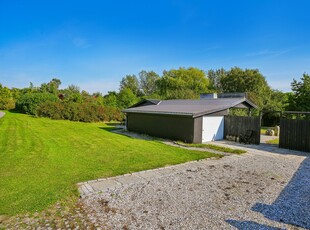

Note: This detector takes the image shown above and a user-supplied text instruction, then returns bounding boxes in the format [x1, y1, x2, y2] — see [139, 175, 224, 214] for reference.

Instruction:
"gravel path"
[81, 148, 309, 229]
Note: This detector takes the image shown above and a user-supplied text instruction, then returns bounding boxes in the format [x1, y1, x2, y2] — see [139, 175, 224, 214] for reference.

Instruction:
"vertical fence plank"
[279, 118, 310, 152]
[224, 116, 261, 144]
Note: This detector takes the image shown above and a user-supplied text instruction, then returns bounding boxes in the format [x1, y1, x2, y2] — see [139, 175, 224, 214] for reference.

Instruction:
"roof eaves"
[129, 99, 162, 108]
[192, 106, 231, 118]
[244, 99, 258, 109]
[122, 109, 193, 117]
[227, 98, 258, 109]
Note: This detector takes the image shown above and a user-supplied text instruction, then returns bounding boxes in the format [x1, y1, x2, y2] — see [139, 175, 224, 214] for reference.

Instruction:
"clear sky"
[1, 0, 309, 94]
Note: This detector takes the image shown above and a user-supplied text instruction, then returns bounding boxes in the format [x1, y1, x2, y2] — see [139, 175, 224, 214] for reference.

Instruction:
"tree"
[119, 75, 140, 96]
[139, 70, 160, 96]
[220, 67, 271, 108]
[117, 88, 138, 109]
[15, 92, 59, 115]
[262, 90, 289, 126]
[0, 83, 15, 110]
[103, 91, 118, 108]
[40, 78, 62, 94]
[61, 85, 82, 103]
[207, 68, 226, 92]
[156, 67, 209, 99]
[288, 74, 310, 111]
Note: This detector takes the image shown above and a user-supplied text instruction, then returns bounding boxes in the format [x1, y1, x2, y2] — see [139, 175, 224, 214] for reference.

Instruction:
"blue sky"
[1, 0, 309, 93]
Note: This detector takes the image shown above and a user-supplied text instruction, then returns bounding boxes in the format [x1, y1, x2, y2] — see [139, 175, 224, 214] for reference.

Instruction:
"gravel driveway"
[81, 146, 309, 229]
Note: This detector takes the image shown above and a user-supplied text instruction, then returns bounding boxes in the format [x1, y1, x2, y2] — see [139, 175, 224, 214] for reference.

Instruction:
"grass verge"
[176, 141, 246, 154]
[0, 111, 220, 215]
[266, 138, 279, 145]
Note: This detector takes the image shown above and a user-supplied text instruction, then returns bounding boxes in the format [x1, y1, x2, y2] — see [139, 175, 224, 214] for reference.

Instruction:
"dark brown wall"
[224, 115, 261, 144]
[127, 113, 197, 143]
[279, 119, 310, 152]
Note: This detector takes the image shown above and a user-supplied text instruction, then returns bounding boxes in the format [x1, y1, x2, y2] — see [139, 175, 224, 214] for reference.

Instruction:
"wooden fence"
[224, 116, 261, 144]
[279, 119, 310, 152]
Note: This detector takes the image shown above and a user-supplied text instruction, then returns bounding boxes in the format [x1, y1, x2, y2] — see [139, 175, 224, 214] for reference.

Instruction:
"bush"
[15, 93, 59, 115]
[37, 101, 122, 122]
[0, 98, 16, 110]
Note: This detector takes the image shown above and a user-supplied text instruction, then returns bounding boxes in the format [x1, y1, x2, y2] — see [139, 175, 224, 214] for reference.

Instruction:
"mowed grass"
[266, 138, 279, 145]
[0, 111, 219, 215]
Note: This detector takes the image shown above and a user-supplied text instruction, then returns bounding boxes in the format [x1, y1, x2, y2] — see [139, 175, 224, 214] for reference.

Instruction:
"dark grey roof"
[129, 99, 161, 108]
[123, 98, 257, 118]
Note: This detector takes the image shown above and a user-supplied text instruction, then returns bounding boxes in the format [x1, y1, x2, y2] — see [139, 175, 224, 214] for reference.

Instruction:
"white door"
[202, 116, 224, 142]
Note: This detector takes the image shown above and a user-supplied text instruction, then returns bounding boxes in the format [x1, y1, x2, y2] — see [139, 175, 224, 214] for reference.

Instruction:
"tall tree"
[119, 75, 140, 96]
[103, 91, 118, 107]
[220, 67, 271, 108]
[288, 74, 310, 111]
[117, 88, 138, 109]
[139, 70, 160, 96]
[40, 78, 62, 94]
[156, 67, 209, 99]
[207, 68, 226, 92]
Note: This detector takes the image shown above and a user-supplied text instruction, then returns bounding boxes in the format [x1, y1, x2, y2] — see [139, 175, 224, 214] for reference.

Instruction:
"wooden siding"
[279, 119, 310, 152]
[224, 116, 261, 144]
[126, 113, 197, 143]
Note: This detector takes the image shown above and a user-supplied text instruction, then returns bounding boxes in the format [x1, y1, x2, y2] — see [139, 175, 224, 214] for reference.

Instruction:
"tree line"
[0, 67, 309, 124]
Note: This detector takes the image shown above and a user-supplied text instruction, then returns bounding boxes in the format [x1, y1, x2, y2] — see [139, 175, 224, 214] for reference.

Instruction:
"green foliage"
[15, 92, 59, 115]
[288, 74, 310, 111]
[0, 112, 219, 215]
[60, 84, 83, 103]
[103, 91, 118, 107]
[229, 108, 250, 116]
[156, 67, 209, 99]
[117, 88, 138, 109]
[139, 70, 160, 95]
[119, 75, 140, 96]
[37, 101, 122, 122]
[220, 67, 271, 108]
[261, 90, 288, 126]
[0, 84, 16, 110]
[206, 68, 226, 92]
[39, 78, 62, 94]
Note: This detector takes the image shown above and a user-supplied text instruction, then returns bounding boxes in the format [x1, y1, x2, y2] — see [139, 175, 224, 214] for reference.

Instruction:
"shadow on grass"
[226, 155, 310, 229]
[105, 122, 121, 126]
[98, 126, 119, 132]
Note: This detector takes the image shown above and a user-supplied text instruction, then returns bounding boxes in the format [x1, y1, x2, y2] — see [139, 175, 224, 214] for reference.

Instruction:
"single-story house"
[123, 95, 257, 143]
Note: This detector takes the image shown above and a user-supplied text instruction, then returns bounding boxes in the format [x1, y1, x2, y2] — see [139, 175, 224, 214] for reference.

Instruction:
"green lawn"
[266, 138, 279, 145]
[0, 111, 219, 215]
[261, 126, 269, 134]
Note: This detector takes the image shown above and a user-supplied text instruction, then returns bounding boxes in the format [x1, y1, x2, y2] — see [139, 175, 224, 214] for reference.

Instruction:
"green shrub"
[15, 92, 59, 115]
[0, 98, 16, 110]
[37, 101, 122, 122]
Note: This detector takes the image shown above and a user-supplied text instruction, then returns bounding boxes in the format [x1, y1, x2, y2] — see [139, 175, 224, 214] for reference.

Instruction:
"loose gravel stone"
[81, 150, 308, 229]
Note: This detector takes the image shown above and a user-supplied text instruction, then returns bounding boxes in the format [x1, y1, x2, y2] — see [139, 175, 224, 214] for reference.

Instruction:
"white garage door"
[202, 116, 224, 142]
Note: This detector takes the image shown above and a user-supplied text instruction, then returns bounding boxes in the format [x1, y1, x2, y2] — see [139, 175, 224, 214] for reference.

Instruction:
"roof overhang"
[123, 98, 258, 118]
